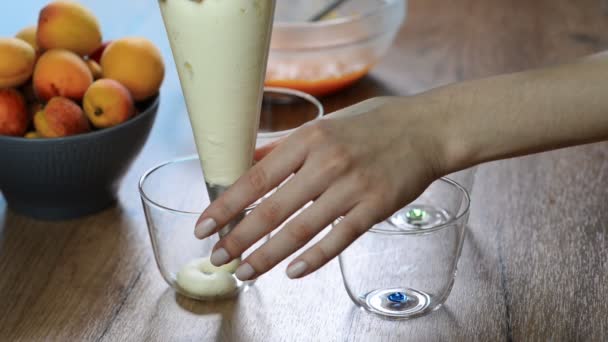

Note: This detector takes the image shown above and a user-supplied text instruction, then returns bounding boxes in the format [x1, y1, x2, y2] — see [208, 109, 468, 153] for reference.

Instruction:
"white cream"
[176, 257, 241, 297]
[159, 0, 275, 186]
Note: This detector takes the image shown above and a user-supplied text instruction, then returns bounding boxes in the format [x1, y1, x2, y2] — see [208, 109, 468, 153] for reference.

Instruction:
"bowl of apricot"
[267, 0, 406, 97]
[0, 96, 159, 220]
[0, 1, 164, 220]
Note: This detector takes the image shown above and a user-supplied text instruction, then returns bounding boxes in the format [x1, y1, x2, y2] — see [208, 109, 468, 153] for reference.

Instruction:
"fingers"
[191, 117, 394, 281]
[207, 146, 352, 268]
[194, 137, 307, 239]
[285, 202, 381, 279]
[232, 181, 359, 280]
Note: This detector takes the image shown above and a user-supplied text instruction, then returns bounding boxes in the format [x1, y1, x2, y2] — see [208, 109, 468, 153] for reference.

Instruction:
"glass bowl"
[338, 177, 470, 319]
[258, 87, 324, 148]
[267, 0, 407, 97]
[139, 156, 265, 301]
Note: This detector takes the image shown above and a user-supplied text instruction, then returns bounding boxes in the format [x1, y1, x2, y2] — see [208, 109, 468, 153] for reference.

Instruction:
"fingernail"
[235, 263, 255, 281]
[210, 248, 230, 266]
[286, 261, 308, 279]
[195, 218, 216, 239]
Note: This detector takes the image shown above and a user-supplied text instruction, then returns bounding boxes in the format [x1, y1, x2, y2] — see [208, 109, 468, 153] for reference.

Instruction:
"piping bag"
[159, 0, 277, 240]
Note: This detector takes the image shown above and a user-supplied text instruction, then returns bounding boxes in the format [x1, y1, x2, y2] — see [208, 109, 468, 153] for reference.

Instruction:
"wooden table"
[2, 0, 608, 341]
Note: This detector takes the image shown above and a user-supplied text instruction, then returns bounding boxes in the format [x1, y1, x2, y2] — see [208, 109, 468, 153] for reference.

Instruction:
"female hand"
[199, 49, 608, 281]
[194, 95, 450, 281]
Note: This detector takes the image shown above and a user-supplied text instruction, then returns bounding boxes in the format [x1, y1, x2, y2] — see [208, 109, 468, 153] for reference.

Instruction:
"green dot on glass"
[406, 208, 427, 222]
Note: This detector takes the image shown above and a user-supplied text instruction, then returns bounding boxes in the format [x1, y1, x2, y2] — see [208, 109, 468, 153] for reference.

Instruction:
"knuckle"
[247, 166, 268, 194]
[223, 235, 246, 254]
[338, 219, 364, 242]
[258, 199, 282, 224]
[250, 248, 274, 271]
[305, 122, 332, 144]
[320, 145, 352, 177]
[351, 169, 374, 192]
[363, 198, 392, 224]
[329, 144, 351, 164]
[368, 198, 387, 214]
[310, 244, 332, 264]
[285, 220, 317, 244]
[214, 199, 234, 218]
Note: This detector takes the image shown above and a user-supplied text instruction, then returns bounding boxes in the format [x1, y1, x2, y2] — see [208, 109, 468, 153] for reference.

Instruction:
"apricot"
[25, 131, 41, 139]
[20, 81, 37, 103]
[86, 59, 103, 80]
[16, 26, 38, 51]
[0, 38, 36, 88]
[89, 41, 111, 63]
[17, 81, 43, 122]
[101, 38, 164, 101]
[83, 79, 135, 128]
[28, 102, 44, 121]
[34, 97, 90, 137]
[0, 89, 29, 136]
[33, 49, 93, 102]
[37, 0, 102, 56]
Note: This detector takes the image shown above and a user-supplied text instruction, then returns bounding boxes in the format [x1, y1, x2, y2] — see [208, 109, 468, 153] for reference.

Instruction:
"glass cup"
[445, 166, 477, 196]
[257, 86, 324, 148]
[139, 156, 264, 301]
[338, 177, 470, 319]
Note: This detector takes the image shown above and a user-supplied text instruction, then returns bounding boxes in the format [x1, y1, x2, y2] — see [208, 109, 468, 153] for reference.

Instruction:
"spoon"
[307, 0, 349, 21]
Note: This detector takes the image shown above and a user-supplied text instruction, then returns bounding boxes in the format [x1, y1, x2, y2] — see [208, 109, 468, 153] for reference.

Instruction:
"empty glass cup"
[139, 156, 264, 301]
[446, 167, 477, 196]
[338, 177, 470, 319]
[257, 86, 324, 148]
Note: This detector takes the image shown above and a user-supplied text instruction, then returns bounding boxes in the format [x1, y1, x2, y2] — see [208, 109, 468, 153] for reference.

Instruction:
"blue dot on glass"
[388, 292, 407, 303]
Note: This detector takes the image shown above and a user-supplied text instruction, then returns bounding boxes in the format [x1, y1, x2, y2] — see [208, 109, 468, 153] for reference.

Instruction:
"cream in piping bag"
[159, 0, 275, 296]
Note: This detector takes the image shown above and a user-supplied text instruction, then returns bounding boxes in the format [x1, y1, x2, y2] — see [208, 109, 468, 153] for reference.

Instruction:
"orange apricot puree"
[265, 63, 372, 97]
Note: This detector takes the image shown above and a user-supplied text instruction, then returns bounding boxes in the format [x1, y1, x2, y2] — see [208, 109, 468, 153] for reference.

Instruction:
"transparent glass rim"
[138, 155, 257, 216]
[274, 0, 403, 29]
[335, 177, 471, 235]
[259, 86, 324, 139]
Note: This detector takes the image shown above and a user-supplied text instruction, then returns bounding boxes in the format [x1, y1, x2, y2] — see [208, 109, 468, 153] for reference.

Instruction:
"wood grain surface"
[1, 0, 608, 341]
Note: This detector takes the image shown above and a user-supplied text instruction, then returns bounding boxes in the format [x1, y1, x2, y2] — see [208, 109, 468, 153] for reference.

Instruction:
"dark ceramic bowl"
[0, 96, 159, 220]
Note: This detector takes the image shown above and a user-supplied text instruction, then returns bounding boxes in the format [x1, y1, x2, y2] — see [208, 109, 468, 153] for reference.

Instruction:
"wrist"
[407, 89, 477, 177]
